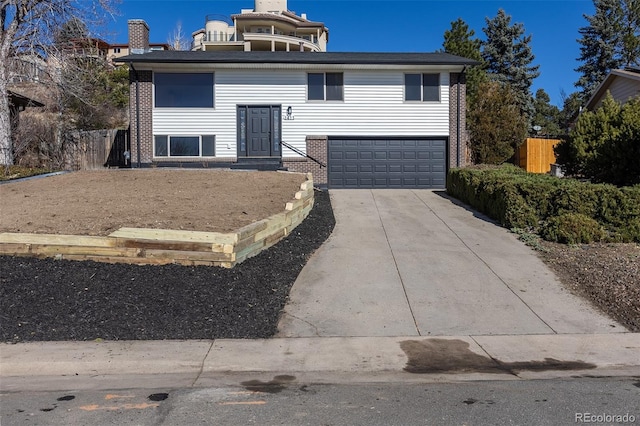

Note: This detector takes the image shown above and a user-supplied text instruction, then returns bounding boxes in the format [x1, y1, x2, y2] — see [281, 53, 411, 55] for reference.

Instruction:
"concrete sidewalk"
[2, 189, 637, 392]
[2, 334, 639, 391]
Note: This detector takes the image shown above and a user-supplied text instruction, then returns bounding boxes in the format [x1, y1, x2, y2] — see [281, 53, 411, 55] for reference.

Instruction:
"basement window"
[154, 135, 215, 157]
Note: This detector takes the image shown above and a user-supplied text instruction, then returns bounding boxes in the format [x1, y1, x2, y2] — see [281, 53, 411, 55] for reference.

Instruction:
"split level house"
[121, 13, 478, 189]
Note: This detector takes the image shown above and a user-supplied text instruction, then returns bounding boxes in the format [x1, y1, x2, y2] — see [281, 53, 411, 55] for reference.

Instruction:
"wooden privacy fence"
[65, 128, 130, 170]
[517, 138, 561, 174]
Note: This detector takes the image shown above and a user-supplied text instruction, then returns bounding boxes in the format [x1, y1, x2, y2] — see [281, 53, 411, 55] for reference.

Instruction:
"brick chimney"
[128, 19, 150, 54]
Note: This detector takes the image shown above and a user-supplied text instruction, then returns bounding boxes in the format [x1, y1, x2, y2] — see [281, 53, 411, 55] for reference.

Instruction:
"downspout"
[130, 63, 141, 168]
[457, 66, 467, 168]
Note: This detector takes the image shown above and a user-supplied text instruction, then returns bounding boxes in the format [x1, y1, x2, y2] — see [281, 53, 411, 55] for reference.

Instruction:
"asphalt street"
[2, 378, 639, 425]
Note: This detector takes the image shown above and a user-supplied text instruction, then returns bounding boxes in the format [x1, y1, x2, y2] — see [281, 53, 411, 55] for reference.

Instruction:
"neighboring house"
[62, 37, 111, 60]
[109, 42, 171, 64]
[192, 0, 328, 52]
[63, 36, 171, 65]
[121, 20, 478, 189]
[8, 90, 45, 135]
[7, 54, 48, 84]
[585, 67, 640, 111]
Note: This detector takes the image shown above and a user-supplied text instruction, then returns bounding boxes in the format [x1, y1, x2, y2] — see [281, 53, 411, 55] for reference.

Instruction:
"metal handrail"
[281, 140, 326, 168]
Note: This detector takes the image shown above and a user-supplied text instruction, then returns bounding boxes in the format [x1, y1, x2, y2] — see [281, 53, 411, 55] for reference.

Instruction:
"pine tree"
[481, 9, 540, 122]
[442, 18, 486, 105]
[575, 0, 624, 101]
[555, 92, 640, 185]
[467, 80, 529, 164]
[555, 90, 584, 134]
[576, 0, 640, 101]
[532, 89, 562, 137]
[55, 17, 89, 47]
[619, 0, 640, 67]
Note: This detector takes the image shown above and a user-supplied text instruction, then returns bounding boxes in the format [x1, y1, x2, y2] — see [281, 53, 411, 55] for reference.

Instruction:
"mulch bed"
[0, 190, 335, 342]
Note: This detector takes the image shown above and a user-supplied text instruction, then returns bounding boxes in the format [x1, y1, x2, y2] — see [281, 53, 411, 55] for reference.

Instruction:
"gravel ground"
[539, 241, 640, 332]
[0, 190, 335, 342]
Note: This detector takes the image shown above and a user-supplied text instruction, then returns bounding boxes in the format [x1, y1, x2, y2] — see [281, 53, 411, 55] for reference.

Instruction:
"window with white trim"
[308, 72, 344, 101]
[405, 73, 440, 102]
[154, 135, 215, 157]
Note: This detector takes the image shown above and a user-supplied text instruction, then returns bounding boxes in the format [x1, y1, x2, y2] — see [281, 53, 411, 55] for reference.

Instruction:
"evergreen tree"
[442, 18, 486, 105]
[619, 0, 640, 67]
[532, 89, 562, 137]
[575, 0, 625, 101]
[575, 0, 640, 101]
[443, 18, 482, 62]
[55, 17, 89, 47]
[467, 80, 529, 164]
[481, 9, 540, 122]
[555, 92, 640, 185]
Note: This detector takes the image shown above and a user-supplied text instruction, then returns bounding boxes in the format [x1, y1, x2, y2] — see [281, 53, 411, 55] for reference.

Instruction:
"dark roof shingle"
[120, 50, 480, 66]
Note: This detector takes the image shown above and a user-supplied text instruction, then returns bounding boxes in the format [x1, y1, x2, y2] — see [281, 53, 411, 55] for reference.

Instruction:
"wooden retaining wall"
[0, 175, 314, 268]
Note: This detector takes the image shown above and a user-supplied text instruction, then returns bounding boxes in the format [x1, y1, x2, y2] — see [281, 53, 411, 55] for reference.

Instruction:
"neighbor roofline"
[585, 68, 640, 110]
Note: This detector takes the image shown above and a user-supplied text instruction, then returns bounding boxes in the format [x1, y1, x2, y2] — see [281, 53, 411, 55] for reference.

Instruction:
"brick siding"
[129, 70, 153, 165]
[128, 20, 150, 53]
[283, 135, 328, 186]
[449, 72, 469, 168]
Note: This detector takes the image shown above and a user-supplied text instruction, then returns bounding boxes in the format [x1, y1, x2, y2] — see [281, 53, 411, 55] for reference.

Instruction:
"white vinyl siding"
[152, 69, 450, 159]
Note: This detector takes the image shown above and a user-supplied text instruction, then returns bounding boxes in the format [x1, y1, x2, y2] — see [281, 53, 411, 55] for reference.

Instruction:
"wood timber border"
[0, 174, 314, 268]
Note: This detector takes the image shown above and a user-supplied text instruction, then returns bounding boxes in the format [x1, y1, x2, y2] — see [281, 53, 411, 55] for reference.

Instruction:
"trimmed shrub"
[540, 213, 605, 244]
[447, 165, 640, 243]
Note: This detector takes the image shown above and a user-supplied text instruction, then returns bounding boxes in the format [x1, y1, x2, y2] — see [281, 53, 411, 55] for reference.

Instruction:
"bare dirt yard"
[0, 169, 307, 236]
[539, 241, 640, 332]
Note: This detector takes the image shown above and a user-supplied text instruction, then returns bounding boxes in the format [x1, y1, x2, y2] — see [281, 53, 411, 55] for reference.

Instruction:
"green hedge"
[446, 165, 640, 243]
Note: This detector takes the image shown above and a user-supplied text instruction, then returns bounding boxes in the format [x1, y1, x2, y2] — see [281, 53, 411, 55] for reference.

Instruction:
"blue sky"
[106, 0, 594, 107]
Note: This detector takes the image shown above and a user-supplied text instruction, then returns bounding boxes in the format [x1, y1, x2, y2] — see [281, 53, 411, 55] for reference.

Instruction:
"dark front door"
[248, 107, 271, 157]
[238, 105, 281, 158]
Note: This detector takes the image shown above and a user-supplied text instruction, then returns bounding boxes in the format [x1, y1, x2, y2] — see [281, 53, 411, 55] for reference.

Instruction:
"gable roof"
[119, 50, 480, 68]
[585, 67, 640, 110]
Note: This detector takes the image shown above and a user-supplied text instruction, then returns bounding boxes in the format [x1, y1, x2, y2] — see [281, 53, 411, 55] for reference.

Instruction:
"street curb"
[2, 334, 639, 391]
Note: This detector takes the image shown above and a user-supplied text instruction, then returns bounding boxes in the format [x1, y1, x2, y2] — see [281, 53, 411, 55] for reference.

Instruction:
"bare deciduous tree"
[0, 0, 117, 166]
[167, 21, 191, 51]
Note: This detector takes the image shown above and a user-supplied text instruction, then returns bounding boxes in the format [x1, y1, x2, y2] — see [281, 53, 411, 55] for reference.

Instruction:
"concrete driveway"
[278, 189, 625, 337]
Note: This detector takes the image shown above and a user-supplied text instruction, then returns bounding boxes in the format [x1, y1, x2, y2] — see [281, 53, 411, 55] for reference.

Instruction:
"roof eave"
[585, 69, 640, 110]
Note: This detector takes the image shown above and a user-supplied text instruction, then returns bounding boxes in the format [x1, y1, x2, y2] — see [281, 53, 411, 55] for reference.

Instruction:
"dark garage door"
[328, 138, 447, 189]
